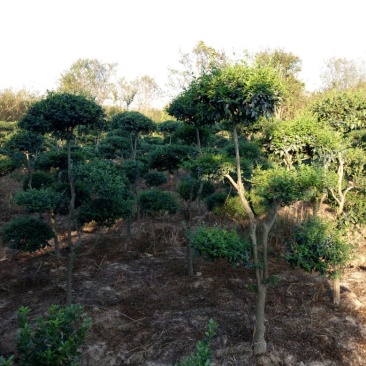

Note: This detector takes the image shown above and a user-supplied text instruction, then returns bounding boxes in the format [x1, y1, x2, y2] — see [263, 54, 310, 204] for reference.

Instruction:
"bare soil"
[1, 183, 366, 365]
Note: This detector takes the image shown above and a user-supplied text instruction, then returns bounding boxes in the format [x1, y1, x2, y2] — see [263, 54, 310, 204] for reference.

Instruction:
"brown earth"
[1, 177, 366, 365]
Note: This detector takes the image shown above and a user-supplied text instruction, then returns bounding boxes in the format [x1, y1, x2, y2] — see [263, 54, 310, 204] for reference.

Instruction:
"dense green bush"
[138, 188, 179, 215]
[204, 192, 228, 211]
[120, 160, 146, 185]
[0, 355, 14, 366]
[23, 171, 55, 191]
[177, 178, 199, 201]
[2, 217, 54, 252]
[16, 304, 90, 366]
[144, 171, 168, 187]
[286, 216, 352, 277]
[191, 225, 251, 267]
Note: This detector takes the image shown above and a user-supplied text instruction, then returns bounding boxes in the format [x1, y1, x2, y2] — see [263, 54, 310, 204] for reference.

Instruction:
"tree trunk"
[50, 210, 60, 257]
[253, 284, 267, 356]
[195, 127, 202, 153]
[66, 139, 76, 305]
[66, 245, 75, 306]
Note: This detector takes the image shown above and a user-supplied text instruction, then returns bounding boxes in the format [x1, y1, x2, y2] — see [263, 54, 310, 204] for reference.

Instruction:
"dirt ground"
[1, 183, 366, 365]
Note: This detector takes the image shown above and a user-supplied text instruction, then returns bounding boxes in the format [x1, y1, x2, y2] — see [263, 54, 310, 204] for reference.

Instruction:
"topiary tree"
[144, 171, 168, 187]
[13, 188, 63, 256]
[157, 119, 182, 144]
[109, 111, 155, 161]
[19, 92, 105, 305]
[138, 188, 179, 216]
[2, 216, 54, 253]
[3, 130, 45, 189]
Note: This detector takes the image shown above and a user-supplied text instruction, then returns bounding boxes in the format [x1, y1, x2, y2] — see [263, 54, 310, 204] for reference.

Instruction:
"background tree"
[255, 48, 305, 120]
[166, 40, 228, 98]
[320, 57, 366, 91]
[58, 58, 117, 105]
[0, 88, 40, 121]
[113, 77, 140, 110]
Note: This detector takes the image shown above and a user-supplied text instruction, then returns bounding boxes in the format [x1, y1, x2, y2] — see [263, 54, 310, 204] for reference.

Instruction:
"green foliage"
[144, 171, 168, 187]
[3, 130, 44, 155]
[204, 192, 228, 211]
[138, 188, 179, 215]
[175, 319, 218, 366]
[0, 154, 18, 176]
[18, 92, 105, 141]
[16, 304, 90, 366]
[14, 188, 62, 214]
[183, 152, 235, 182]
[177, 178, 200, 201]
[286, 217, 352, 278]
[75, 159, 134, 226]
[2, 217, 54, 252]
[311, 90, 366, 133]
[120, 160, 146, 185]
[192, 62, 284, 128]
[110, 111, 155, 135]
[0, 355, 14, 366]
[34, 150, 86, 172]
[148, 144, 193, 173]
[261, 113, 343, 167]
[98, 134, 131, 159]
[252, 164, 322, 206]
[191, 225, 251, 267]
[23, 171, 55, 191]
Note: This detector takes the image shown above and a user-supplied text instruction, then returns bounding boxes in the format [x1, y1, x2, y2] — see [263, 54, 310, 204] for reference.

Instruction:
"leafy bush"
[176, 319, 218, 366]
[138, 188, 179, 215]
[23, 171, 55, 191]
[16, 304, 90, 366]
[2, 217, 54, 252]
[177, 178, 199, 201]
[0, 355, 14, 366]
[191, 225, 251, 267]
[144, 171, 168, 187]
[120, 160, 146, 185]
[286, 216, 352, 278]
[204, 192, 228, 211]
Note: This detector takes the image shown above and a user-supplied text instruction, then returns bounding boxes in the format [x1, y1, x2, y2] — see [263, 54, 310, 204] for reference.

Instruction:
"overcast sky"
[1, 0, 365, 100]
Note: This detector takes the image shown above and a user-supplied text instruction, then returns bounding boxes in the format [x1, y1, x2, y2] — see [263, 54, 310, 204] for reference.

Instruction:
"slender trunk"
[66, 245, 75, 306]
[195, 127, 202, 153]
[253, 284, 267, 356]
[231, 124, 269, 355]
[125, 216, 131, 248]
[66, 139, 76, 305]
[50, 210, 60, 257]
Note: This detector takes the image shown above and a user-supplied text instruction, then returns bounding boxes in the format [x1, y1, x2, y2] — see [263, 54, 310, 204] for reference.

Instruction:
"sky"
[1, 0, 365, 105]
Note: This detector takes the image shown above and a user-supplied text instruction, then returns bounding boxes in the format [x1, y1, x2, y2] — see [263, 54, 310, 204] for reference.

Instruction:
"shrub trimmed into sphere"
[2, 217, 54, 252]
[138, 188, 179, 215]
[144, 171, 168, 187]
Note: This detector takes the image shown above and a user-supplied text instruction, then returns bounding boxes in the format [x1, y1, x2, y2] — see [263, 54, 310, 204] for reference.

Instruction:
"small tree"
[110, 111, 155, 161]
[286, 216, 352, 304]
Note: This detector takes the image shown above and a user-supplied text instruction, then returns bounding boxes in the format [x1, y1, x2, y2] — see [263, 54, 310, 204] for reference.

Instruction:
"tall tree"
[166, 40, 229, 98]
[19, 92, 105, 305]
[255, 48, 305, 119]
[190, 61, 288, 355]
[58, 58, 117, 105]
[320, 57, 366, 91]
[0, 88, 40, 121]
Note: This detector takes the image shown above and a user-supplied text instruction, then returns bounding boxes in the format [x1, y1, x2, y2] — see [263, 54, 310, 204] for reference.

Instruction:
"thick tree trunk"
[253, 284, 267, 356]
